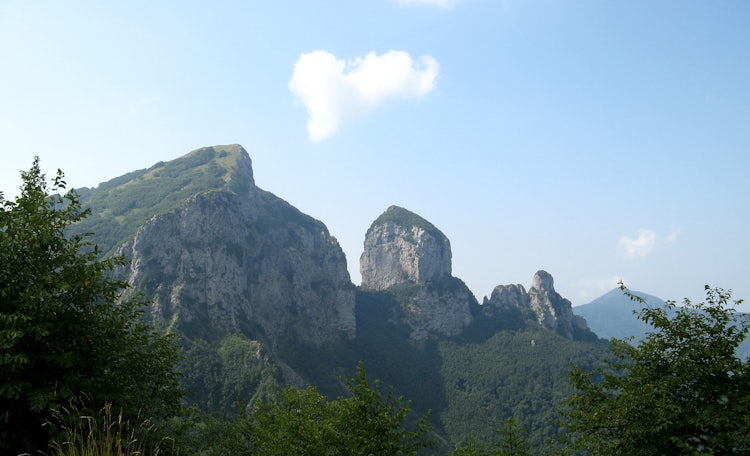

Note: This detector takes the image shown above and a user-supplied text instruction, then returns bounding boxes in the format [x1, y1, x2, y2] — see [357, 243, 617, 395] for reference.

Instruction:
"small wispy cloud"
[666, 228, 680, 243]
[289, 50, 439, 141]
[619, 229, 657, 258]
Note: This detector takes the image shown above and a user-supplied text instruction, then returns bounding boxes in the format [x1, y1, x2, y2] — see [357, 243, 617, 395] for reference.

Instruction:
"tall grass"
[44, 401, 177, 456]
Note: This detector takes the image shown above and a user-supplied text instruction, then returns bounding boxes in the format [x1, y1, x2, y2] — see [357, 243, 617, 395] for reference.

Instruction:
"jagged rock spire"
[484, 270, 590, 339]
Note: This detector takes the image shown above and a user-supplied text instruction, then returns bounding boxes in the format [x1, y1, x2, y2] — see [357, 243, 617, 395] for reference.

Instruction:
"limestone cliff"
[109, 145, 356, 346]
[359, 206, 474, 339]
[360, 206, 452, 290]
[528, 271, 589, 338]
[483, 271, 590, 339]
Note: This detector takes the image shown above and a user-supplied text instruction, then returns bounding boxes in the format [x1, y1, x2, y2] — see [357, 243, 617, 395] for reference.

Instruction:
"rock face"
[360, 206, 452, 290]
[360, 206, 473, 339]
[483, 284, 530, 312]
[115, 145, 356, 345]
[392, 279, 477, 340]
[528, 271, 589, 338]
[483, 270, 590, 338]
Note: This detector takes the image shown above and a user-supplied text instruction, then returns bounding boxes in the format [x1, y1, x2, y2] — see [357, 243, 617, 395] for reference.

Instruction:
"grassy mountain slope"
[74, 144, 252, 256]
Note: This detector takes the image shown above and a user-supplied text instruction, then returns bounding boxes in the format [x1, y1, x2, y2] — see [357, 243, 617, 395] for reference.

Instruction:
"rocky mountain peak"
[531, 270, 554, 292]
[483, 270, 591, 339]
[359, 206, 473, 340]
[360, 205, 452, 290]
[99, 145, 356, 346]
[528, 270, 589, 338]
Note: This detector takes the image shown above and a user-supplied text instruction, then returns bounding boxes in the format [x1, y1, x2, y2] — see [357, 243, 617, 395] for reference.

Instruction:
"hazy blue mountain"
[577, 288, 750, 359]
[575, 288, 669, 342]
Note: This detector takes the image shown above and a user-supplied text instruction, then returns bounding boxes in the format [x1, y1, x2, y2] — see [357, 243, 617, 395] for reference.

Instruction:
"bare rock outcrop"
[528, 270, 589, 338]
[483, 270, 590, 338]
[359, 206, 474, 339]
[360, 206, 451, 290]
[116, 146, 356, 346]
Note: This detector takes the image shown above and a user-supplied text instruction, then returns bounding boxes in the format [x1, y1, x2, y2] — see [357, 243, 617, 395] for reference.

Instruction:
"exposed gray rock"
[359, 206, 473, 339]
[483, 271, 590, 338]
[528, 270, 588, 338]
[483, 284, 529, 312]
[360, 206, 451, 290]
[117, 146, 356, 346]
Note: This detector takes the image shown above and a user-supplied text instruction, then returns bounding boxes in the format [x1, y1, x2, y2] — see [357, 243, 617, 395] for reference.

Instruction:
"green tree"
[447, 419, 532, 456]
[244, 386, 339, 456]
[493, 418, 532, 456]
[0, 158, 183, 453]
[211, 363, 434, 456]
[337, 362, 435, 455]
[560, 284, 750, 455]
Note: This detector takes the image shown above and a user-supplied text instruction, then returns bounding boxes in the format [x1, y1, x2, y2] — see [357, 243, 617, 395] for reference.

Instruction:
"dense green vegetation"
[561, 284, 750, 454]
[220, 363, 435, 456]
[179, 335, 282, 416]
[343, 287, 611, 452]
[439, 329, 608, 450]
[0, 159, 183, 454]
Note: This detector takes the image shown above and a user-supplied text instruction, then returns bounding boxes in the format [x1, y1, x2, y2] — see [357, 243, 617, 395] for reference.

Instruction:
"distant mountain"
[576, 288, 750, 359]
[69, 144, 613, 451]
[575, 288, 669, 342]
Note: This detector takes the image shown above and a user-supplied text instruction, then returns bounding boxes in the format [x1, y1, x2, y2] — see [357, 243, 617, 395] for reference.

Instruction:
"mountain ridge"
[76, 144, 254, 257]
[66, 144, 618, 450]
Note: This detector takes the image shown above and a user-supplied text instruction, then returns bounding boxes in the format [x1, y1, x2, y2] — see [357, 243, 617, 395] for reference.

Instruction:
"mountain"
[77, 145, 355, 347]
[360, 205, 475, 340]
[576, 287, 750, 359]
[361, 205, 453, 290]
[575, 288, 669, 342]
[483, 271, 593, 340]
[71, 144, 609, 450]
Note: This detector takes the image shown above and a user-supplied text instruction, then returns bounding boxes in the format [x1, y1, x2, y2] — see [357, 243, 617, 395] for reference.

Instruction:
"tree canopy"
[203, 363, 435, 456]
[0, 158, 183, 453]
[560, 284, 750, 455]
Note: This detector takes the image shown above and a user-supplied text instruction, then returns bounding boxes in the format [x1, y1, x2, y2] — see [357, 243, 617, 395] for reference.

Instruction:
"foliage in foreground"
[0, 158, 183, 454]
[195, 363, 436, 456]
[45, 398, 177, 456]
[560, 284, 750, 455]
[447, 418, 533, 456]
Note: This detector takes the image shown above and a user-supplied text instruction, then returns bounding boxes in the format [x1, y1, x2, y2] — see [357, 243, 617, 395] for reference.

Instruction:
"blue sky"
[1, 0, 748, 308]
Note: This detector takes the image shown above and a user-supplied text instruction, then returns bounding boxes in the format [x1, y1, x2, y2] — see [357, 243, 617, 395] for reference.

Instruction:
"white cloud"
[666, 228, 680, 243]
[619, 229, 657, 258]
[398, 0, 454, 8]
[288, 50, 439, 141]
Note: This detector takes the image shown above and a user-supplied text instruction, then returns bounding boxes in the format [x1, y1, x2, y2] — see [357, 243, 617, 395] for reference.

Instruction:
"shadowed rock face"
[360, 205, 451, 290]
[114, 145, 356, 346]
[528, 270, 589, 338]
